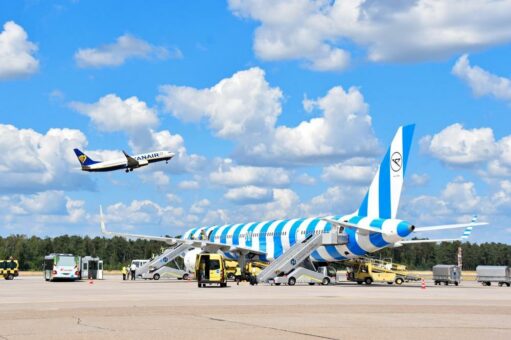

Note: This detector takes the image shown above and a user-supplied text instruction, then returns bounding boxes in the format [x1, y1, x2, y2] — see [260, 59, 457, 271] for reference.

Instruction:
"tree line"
[1, 234, 510, 271]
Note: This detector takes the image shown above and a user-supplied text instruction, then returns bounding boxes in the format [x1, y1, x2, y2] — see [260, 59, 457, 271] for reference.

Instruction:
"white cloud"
[0, 124, 95, 192]
[224, 185, 274, 204]
[105, 199, 184, 229]
[158, 67, 282, 139]
[420, 123, 497, 166]
[70, 94, 158, 133]
[210, 159, 290, 187]
[0, 191, 88, 234]
[0, 21, 38, 79]
[229, 0, 511, 70]
[321, 158, 376, 184]
[453, 54, 511, 102]
[190, 199, 210, 214]
[178, 180, 200, 190]
[158, 67, 378, 166]
[300, 185, 366, 217]
[75, 34, 174, 68]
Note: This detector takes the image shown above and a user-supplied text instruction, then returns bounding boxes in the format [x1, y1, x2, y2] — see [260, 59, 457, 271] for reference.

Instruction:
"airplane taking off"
[100, 124, 488, 273]
[74, 149, 174, 173]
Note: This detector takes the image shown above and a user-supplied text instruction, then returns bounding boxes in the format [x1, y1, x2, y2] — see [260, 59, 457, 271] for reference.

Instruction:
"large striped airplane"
[100, 124, 487, 272]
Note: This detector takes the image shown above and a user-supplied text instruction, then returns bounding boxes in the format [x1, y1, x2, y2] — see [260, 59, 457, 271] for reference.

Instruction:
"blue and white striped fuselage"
[182, 215, 414, 263]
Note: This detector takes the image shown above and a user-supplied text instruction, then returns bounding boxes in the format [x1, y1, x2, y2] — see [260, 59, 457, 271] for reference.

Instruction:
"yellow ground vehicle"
[195, 253, 227, 287]
[225, 260, 238, 280]
[0, 259, 19, 280]
[346, 258, 418, 285]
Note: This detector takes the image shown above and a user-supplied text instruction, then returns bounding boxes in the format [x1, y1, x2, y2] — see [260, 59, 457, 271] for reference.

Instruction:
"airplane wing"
[99, 206, 265, 256]
[322, 217, 390, 236]
[122, 150, 140, 168]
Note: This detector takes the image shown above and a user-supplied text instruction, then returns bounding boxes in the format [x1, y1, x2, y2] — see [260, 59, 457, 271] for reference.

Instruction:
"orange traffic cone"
[421, 278, 426, 290]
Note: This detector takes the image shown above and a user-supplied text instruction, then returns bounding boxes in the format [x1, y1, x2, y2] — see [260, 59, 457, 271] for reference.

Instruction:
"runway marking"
[76, 317, 114, 332]
[205, 316, 339, 340]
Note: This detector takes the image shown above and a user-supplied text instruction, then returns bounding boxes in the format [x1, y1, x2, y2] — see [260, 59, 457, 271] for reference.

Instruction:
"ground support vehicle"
[432, 265, 462, 286]
[195, 253, 227, 288]
[477, 266, 510, 287]
[0, 259, 19, 280]
[142, 266, 189, 281]
[80, 256, 103, 280]
[44, 254, 80, 281]
[346, 258, 419, 285]
[271, 266, 334, 286]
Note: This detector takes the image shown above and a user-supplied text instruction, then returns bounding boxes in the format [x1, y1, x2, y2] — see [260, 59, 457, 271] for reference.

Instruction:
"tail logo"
[391, 152, 402, 172]
[78, 155, 87, 164]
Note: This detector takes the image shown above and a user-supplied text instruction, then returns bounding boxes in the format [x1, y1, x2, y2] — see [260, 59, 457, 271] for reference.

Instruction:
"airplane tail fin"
[73, 148, 98, 166]
[356, 124, 415, 219]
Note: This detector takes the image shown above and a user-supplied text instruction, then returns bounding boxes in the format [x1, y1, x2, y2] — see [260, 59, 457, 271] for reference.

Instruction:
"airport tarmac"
[1, 276, 510, 340]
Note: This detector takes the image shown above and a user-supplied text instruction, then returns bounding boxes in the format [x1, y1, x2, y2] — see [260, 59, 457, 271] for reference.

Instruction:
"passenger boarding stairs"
[256, 230, 347, 284]
[136, 243, 192, 278]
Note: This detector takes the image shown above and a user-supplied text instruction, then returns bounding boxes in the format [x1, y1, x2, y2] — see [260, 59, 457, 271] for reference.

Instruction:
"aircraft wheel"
[288, 277, 296, 286]
[322, 277, 330, 286]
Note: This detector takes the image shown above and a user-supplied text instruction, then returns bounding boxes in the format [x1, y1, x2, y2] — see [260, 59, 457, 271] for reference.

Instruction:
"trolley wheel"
[498, 282, 503, 287]
[395, 278, 404, 285]
[454, 281, 459, 286]
[444, 282, 449, 286]
[507, 283, 510, 287]
[487, 282, 492, 286]
[364, 277, 373, 285]
[322, 277, 330, 286]
[288, 277, 296, 286]
[308, 282, 315, 286]
[274, 283, 281, 286]
[153, 273, 160, 281]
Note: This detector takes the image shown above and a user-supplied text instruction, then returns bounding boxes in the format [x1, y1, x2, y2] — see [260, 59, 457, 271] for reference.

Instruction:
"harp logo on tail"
[78, 155, 87, 164]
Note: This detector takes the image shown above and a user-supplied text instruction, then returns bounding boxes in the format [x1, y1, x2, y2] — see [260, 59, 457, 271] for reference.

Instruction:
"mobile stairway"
[255, 230, 347, 285]
[136, 243, 192, 279]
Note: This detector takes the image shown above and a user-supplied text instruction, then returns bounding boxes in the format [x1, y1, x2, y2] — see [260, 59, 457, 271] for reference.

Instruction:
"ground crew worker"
[235, 266, 242, 285]
[130, 262, 136, 280]
[121, 266, 127, 280]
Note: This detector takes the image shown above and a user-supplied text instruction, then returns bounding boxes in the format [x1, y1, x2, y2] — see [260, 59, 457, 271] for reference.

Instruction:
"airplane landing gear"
[125, 169, 129, 173]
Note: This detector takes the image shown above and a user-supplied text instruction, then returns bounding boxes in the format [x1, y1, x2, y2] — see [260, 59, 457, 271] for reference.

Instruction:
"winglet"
[99, 205, 111, 235]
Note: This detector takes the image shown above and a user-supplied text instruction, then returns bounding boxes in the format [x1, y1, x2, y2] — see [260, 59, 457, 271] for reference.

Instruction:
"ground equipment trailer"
[80, 256, 103, 280]
[476, 266, 511, 287]
[346, 258, 420, 285]
[432, 265, 461, 286]
[0, 259, 19, 280]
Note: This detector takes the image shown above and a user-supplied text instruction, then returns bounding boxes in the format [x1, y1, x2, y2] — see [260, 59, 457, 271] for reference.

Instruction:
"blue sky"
[1, 0, 511, 243]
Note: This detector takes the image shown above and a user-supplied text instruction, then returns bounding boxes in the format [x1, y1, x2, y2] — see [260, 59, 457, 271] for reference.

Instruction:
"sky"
[1, 0, 511, 243]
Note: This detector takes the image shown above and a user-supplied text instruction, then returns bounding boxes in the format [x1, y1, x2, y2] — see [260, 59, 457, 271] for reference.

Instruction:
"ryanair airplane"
[74, 149, 175, 173]
[100, 125, 487, 272]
